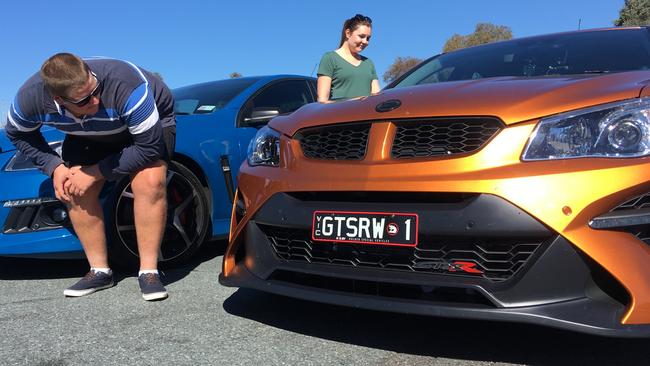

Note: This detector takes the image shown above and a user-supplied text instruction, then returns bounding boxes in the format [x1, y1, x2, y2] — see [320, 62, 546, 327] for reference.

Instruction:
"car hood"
[270, 71, 650, 136]
[0, 126, 64, 154]
[0, 130, 15, 153]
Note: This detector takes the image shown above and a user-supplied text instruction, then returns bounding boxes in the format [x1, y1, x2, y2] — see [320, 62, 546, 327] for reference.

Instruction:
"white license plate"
[312, 210, 418, 246]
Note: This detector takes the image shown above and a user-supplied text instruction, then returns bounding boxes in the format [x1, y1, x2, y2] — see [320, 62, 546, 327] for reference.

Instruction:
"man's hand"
[64, 164, 103, 197]
[52, 164, 71, 203]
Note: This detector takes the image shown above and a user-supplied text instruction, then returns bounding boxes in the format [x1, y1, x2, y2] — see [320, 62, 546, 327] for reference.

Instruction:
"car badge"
[375, 99, 402, 113]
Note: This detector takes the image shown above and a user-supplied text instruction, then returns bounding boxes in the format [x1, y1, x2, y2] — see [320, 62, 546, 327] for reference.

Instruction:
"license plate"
[312, 210, 418, 246]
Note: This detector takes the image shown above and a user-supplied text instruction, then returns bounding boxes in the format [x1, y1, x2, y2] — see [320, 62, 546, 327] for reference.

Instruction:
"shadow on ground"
[0, 239, 226, 286]
[224, 288, 650, 366]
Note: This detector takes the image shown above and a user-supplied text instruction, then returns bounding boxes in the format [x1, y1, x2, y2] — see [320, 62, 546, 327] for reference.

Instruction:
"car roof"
[175, 74, 314, 90]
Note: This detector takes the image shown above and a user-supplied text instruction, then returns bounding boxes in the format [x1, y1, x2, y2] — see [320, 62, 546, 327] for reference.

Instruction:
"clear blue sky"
[0, 0, 625, 121]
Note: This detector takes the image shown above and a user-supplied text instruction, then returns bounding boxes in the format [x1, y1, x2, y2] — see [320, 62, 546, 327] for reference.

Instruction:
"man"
[5, 53, 176, 301]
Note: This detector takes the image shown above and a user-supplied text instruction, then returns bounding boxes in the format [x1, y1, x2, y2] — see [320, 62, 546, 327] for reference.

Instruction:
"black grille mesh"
[260, 225, 545, 282]
[296, 123, 370, 160]
[391, 118, 502, 158]
[612, 194, 650, 211]
[611, 192, 650, 245]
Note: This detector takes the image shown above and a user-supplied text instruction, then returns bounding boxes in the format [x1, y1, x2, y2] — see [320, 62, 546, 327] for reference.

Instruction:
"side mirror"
[243, 108, 280, 125]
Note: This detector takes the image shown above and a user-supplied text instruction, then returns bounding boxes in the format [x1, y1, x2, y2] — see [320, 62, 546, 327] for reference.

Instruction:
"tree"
[615, 0, 650, 26]
[383, 57, 422, 83]
[442, 23, 513, 53]
[230, 72, 242, 78]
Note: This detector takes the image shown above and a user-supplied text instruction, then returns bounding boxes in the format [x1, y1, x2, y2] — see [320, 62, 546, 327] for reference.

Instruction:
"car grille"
[294, 118, 502, 160]
[260, 225, 546, 282]
[391, 118, 502, 158]
[611, 193, 650, 211]
[295, 123, 371, 160]
[610, 192, 650, 245]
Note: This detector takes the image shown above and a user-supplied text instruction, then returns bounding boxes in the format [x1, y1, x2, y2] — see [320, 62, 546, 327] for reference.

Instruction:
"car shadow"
[223, 289, 650, 365]
[0, 239, 226, 286]
[161, 239, 227, 284]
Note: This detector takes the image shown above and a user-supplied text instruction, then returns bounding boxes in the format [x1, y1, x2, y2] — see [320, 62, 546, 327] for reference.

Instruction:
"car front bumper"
[220, 191, 650, 337]
[222, 121, 650, 336]
[0, 151, 81, 257]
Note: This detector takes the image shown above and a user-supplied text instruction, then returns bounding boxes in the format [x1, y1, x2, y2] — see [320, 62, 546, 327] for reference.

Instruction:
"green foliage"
[383, 57, 422, 83]
[230, 72, 242, 78]
[615, 0, 650, 26]
[442, 23, 513, 53]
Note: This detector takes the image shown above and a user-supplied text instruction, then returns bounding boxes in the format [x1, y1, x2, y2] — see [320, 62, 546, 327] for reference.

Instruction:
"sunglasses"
[61, 73, 101, 107]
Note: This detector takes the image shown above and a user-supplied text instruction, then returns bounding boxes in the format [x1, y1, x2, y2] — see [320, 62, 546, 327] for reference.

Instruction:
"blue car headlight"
[522, 98, 650, 161]
[4, 141, 63, 171]
[247, 126, 281, 167]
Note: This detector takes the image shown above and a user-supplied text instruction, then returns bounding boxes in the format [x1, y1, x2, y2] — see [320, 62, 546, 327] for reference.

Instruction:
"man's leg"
[130, 160, 168, 300]
[63, 177, 114, 297]
[67, 178, 108, 268]
[130, 160, 167, 270]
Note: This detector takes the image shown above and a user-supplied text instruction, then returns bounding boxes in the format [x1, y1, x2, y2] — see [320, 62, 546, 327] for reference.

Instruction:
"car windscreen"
[391, 28, 650, 89]
[172, 78, 261, 115]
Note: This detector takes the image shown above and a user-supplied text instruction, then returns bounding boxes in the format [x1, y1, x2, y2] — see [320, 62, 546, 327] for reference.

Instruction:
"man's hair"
[339, 14, 372, 47]
[40, 53, 90, 97]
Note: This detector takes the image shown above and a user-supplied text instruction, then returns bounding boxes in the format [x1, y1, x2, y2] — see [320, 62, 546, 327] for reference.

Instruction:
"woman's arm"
[317, 75, 332, 103]
[371, 79, 380, 94]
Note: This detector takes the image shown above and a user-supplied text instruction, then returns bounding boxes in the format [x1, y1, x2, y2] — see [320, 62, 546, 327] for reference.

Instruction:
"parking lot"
[1, 241, 649, 366]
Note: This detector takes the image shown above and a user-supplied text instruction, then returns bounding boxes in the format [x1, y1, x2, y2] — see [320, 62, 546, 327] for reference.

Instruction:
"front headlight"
[4, 141, 63, 171]
[522, 98, 650, 161]
[247, 126, 280, 167]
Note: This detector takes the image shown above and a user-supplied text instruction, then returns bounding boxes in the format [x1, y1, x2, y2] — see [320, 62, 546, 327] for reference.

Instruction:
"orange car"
[220, 27, 650, 337]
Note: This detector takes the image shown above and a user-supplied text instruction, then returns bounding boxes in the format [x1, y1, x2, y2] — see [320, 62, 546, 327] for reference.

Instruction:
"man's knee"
[131, 161, 167, 202]
[66, 180, 104, 210]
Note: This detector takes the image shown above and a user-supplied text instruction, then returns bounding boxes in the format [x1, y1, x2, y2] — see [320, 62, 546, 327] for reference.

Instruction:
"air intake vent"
[260, 225, 549, 282]
[391, 118, 502, 158]
[295, 123, 370, 160]
[609, 192, 650, 246]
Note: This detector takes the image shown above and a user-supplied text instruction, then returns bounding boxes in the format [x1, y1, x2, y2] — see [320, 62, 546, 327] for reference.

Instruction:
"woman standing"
[317, 14, 380, 102]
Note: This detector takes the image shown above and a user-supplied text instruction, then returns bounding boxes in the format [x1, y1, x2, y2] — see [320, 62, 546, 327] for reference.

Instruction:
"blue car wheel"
[108, 161, 210, 268]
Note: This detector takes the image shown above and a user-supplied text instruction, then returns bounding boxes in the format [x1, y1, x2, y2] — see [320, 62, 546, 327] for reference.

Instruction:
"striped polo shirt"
[5, 57, 175, 180]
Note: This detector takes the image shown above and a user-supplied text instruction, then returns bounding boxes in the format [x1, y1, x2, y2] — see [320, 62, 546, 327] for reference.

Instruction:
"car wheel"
[108, 161, 210, 268]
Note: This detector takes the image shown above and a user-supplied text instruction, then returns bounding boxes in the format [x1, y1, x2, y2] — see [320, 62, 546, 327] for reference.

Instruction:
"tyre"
[108, 161, 210, 268]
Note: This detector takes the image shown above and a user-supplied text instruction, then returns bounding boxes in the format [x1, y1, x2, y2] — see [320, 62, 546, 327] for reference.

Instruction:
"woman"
[317, 14, 380, 102]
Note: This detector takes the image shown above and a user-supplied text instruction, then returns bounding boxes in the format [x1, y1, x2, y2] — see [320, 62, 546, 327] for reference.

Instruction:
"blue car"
[0, 75, 317, 266]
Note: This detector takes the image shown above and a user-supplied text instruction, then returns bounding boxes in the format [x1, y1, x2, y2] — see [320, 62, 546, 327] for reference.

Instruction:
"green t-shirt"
[317, 51, 378, 100]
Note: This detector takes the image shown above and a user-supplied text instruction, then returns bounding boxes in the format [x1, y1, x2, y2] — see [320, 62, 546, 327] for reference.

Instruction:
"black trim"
[220, 192, 647, 336]
[3, 201, 70, 234]
[220, 155, 235, 204]
[253, 192, 550, 238]
[221, 232, 642, 336]
[590, 208, 650, 229]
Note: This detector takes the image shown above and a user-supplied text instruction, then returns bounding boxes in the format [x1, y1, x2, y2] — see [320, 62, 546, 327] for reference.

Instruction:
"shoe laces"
[140, 273, 160, 285]
[83, 271, 98, 280]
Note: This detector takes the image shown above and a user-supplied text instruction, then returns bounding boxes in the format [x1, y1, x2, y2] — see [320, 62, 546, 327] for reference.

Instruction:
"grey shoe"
[64, 270, 114, 297]
[138, 273, 168, 301]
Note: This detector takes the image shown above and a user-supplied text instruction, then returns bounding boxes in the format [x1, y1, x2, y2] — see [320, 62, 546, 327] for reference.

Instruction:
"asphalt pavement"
[1, 241, 649, 366]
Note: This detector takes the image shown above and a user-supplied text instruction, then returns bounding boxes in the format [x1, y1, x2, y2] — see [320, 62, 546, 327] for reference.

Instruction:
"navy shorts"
[61, 126, 176, 167]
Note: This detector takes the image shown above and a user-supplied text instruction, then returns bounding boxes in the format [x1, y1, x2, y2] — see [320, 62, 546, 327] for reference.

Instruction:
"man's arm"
[5, 100, 63, 177]
[96, 82, 165, 181]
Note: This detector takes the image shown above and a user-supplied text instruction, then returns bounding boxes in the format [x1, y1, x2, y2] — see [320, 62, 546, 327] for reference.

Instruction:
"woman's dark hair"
[339, 14, 372, 47]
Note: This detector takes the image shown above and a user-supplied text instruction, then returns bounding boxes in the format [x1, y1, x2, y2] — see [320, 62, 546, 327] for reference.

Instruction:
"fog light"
[52, 208, 68, 223]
